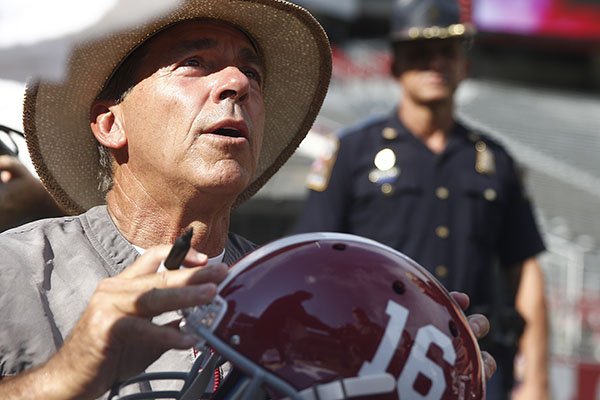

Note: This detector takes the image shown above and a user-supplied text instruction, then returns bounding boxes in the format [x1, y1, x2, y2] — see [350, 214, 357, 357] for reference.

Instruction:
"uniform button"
[475, 141, 487, 152]
[484, 188, 497, 201]
[435, 265, 448, 278]
[435, 226, 449, 239]
[436, 187, 449, 199]
[381, 183, 394, 195]
[382, 127, 398, 140]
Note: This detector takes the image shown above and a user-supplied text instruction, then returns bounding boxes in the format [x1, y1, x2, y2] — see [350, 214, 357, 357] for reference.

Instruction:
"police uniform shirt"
[295, 111, 545, 306]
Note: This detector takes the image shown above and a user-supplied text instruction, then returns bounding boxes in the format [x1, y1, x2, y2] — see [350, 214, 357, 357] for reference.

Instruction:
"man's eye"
[241, 67, 262, 83]
[182, 58, 201, 67]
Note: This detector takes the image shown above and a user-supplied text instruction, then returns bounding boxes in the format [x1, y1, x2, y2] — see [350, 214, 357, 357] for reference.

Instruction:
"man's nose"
[429, 53, 445, 68]
[213, 66, 250, 103]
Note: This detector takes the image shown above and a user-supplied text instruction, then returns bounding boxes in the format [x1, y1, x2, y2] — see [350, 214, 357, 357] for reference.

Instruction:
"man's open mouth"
[213, 128, 244, 138]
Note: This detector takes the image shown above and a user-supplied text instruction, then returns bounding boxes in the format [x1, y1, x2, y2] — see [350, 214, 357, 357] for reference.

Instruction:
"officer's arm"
[513, 257, 550, 400]
[294, 136, 349, 233]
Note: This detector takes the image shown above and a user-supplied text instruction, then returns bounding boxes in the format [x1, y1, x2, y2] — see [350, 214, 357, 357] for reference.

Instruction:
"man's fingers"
[116, 317, 196, 350]
[99, 244, 228, 319]
[180, 250, 209, 268]
[132, 263, 228, 316]
[0, 155, 19, 169]
[0, 155, 18, 183]
[449, 291, 495, 381]
[120, 246, 210, 279]
[93, 282, 217, 318]
[481, 351, 497, 381]
[100, 263, 228, 316]
[112, 262, 228, 293]
[0, 155, 29, 178]
[449, 291, 470, 310]
[110, 318, 198, 380]
[134, 283, 218, 317]
[119, 245, 172, 278]
[467, 313, 490, 338]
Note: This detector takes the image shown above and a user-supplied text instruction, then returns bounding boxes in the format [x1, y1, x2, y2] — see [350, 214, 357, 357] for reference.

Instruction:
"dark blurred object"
[291, 0, 394, 43]
[231, 198, 302, 244]
[474, 261, 527, 396]
[0, 124, 20, 157]
[473, 0, 600, 42]
[0, 126, 64, 231]
[469, 0, 600, 90]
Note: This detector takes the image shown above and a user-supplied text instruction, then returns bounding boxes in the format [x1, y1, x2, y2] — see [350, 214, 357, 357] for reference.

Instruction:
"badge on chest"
[469, 133, 496, 175]
[369, 148, 400, 195]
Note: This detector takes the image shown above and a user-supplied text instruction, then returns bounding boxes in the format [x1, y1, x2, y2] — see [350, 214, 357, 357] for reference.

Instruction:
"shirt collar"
[385, 109, 473, 147]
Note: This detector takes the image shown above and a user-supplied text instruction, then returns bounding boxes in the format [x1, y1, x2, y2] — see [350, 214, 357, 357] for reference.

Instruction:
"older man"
[0, 1, 493, 399]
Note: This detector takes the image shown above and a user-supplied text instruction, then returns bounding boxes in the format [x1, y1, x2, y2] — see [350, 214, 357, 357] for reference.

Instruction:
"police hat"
[390, 0, 475, 42]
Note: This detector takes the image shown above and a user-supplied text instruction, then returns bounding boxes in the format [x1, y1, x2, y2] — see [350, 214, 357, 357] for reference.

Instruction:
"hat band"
[392, 23, 475, 41]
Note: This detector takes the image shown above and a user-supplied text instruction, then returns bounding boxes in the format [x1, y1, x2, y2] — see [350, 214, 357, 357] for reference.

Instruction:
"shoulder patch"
[475, 139, 496, 175]
[305, 134, 339, 192]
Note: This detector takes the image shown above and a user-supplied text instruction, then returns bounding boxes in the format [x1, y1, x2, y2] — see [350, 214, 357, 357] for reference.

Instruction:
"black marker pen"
[164, 228, 193, 270]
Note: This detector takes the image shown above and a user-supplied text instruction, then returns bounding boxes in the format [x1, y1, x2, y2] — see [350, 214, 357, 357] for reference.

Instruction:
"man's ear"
[391, 59, 400, 78]
[390, 55, 406, 79]
[90, 102, 127, 149]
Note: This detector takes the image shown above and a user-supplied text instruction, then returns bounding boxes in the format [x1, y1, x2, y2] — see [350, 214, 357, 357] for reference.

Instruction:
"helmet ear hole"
[449, 320, 459, 337]
[392, 280, 405, 295]
[332, 243, 347, 251]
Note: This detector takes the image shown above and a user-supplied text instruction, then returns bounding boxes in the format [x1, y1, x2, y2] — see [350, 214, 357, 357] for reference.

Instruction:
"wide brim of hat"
[24, 0, 331, 215]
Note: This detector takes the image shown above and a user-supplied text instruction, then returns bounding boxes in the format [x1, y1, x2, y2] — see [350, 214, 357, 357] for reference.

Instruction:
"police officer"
[294, 1, 549, 399]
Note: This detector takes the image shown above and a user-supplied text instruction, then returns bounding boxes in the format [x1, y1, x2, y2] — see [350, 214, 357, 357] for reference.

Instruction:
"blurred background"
[229, 0, 600, 399]
[0, 0, 598, 398]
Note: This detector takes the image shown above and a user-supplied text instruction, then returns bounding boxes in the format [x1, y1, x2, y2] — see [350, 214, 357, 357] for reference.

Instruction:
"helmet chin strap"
[191, 326, 304, 400]
[179, 351, 223, 400]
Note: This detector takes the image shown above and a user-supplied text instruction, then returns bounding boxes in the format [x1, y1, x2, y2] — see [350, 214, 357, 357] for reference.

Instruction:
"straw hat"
[23, 0, 331, 214]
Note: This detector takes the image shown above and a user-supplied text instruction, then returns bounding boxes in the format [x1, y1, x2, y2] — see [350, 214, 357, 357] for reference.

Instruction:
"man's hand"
[1, 245, 228, 400]
[0, 155, 63, 231]
[450, 291, 497, 381]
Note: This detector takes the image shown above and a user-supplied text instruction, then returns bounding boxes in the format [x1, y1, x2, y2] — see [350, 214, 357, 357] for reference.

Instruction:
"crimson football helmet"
[114, 233, 485, 400]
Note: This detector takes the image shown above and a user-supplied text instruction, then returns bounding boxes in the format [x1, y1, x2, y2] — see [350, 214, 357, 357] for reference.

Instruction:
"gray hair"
[94, 44, 148, 194]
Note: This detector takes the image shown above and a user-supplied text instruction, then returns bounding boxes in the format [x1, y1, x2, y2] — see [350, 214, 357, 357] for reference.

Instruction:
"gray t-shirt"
[0, 206, 255, 396]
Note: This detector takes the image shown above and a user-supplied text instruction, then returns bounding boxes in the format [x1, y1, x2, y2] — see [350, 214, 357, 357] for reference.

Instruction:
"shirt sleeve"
[0, 235, 58, 377]
[497, 159, 546, 266]
[293, 138, 352, 234]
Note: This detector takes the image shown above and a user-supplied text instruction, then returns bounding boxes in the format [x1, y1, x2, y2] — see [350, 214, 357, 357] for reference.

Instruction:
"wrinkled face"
[113, 20, 266, 201]
[392, 38, 467, 105]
